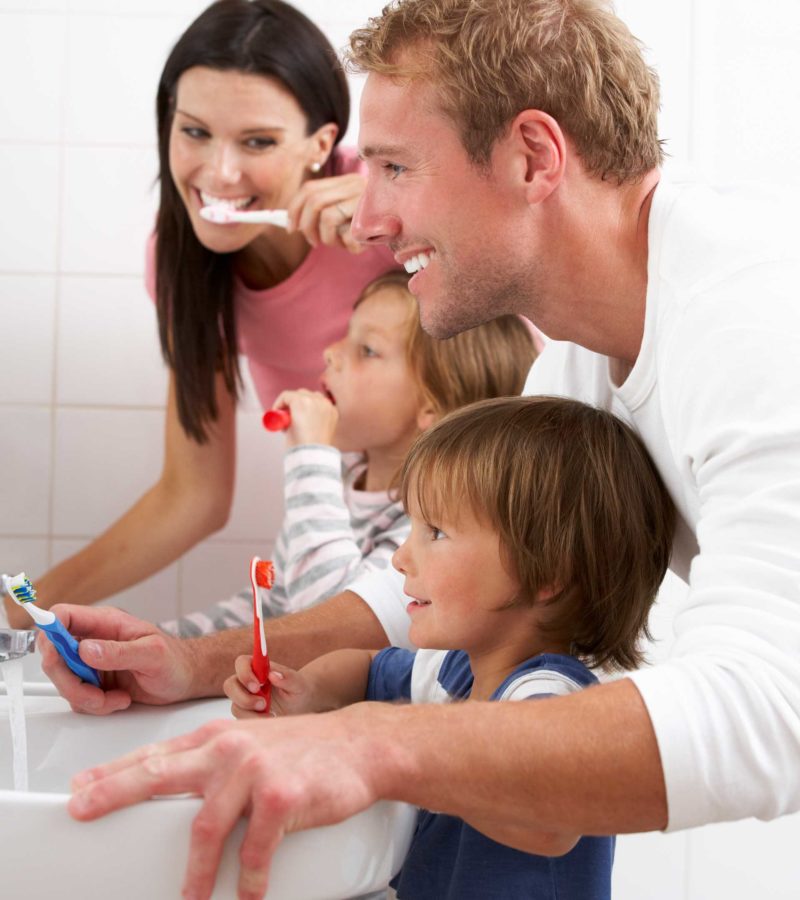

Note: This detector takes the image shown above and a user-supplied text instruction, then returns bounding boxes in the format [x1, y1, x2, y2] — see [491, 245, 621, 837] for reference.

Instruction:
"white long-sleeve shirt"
[351, 177, 800, 831]
[163, 446, 408, 636]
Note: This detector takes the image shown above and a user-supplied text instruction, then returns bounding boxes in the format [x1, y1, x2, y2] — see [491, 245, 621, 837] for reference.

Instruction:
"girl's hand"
[271, 389, 338, 448]
[286, 172, 365, 254]
[224, 656, 316, 719]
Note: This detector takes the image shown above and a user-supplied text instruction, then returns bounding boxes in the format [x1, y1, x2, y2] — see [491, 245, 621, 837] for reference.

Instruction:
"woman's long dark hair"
[155, 0, 350, 441]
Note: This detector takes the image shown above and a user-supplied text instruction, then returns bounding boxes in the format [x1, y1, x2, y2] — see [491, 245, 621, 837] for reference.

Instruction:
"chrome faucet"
[0, 628, 36, 663]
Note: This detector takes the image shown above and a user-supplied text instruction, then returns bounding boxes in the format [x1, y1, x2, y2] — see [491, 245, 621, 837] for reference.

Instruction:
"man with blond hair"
[44, 2, 800, 898]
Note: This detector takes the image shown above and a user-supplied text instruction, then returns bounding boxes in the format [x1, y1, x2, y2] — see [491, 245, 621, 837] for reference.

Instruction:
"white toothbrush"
[199, 206, 289, 228]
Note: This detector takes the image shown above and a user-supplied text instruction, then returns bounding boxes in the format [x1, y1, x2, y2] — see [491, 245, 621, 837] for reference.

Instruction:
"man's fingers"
[69, 723, 227, 816]
[50, 603, 147, 641]
[182, 770, 255, 900]
[78, 632, 171, 681]
[236, 804, 285, 900]
[71, 721, 225, 790]
[38, 631, 131, 715]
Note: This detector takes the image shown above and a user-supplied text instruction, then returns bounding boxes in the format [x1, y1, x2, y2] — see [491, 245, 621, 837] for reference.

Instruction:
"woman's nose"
[209, 142, 242, 185]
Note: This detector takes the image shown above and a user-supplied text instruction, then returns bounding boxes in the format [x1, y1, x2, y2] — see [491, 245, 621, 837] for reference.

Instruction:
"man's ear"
[509, 109, 566, 205]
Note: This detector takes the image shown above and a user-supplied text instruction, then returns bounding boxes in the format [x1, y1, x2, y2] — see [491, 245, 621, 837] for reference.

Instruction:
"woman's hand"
[286, 172, 365, 253]
[225, 657, 318, 719]
[271, 389, 338, 447]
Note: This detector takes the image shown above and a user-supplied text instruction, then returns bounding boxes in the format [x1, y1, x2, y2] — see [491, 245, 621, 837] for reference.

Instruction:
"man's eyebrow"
[359, 144, 407, 160]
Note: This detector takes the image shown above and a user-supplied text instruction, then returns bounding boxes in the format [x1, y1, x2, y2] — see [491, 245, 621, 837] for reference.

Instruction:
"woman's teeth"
[199, 191, 254, 210]
[404, 252, 433, 274]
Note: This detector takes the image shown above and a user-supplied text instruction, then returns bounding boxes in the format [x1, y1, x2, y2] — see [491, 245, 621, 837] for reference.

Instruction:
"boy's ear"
[534, 584, 562, 606]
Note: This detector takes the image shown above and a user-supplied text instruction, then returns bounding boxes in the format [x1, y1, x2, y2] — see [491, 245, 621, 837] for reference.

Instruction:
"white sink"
[0, 680, 416, 899]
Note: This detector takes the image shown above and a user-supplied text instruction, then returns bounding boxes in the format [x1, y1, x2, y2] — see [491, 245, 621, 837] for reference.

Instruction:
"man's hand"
[69, 707, 385, 900]
[40, 604, 198, 715]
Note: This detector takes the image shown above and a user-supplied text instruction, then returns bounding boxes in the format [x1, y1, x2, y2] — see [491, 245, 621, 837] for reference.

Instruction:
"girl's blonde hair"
[358, 270, 537, 416]
[348, 0, 663, 184]
[400, 396, 676, 671]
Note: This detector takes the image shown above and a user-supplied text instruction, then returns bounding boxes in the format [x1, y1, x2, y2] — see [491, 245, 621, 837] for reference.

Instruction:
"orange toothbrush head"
[255, 560, 275, 589]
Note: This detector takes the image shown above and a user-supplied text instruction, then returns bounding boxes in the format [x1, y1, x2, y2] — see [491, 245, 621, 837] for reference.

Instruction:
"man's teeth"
[403, 252, 433, 274]
[200, 191, 253, 210]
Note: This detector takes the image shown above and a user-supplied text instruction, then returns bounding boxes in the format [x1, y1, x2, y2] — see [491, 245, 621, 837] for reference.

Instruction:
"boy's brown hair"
[358, 270, 537, 416]
[400, 395, 675, 670]
[348, 0, 663, 184]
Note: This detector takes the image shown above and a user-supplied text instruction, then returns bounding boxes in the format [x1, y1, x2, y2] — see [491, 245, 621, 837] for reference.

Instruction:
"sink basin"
[0, 681, 416, 899]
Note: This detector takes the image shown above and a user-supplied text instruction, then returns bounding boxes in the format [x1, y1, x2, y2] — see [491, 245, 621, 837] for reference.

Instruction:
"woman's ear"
[309, 122, 339, 168]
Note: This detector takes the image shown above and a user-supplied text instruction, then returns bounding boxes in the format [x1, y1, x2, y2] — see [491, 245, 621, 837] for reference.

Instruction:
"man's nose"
[351, 185, 401, 247]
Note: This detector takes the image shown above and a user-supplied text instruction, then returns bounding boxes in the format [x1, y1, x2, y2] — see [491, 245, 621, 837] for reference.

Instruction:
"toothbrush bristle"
[255, 560, 275, 589]
[200, 205, 232, 224]
[10, 574, 37, 603]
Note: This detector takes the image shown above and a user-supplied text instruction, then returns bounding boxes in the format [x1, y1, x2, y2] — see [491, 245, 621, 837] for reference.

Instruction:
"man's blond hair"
[348, 0, 663, 184]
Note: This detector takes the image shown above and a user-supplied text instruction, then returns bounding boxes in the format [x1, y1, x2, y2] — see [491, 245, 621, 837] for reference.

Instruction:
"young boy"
[225, 395, 676, 899]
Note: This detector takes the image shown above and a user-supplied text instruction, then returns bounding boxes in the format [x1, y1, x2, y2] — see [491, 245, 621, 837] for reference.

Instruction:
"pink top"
[145, 147, 397, 409]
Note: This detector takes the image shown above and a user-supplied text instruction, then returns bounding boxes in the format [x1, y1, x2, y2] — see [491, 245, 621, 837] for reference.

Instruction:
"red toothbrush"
[262, 409, 291, 431]
[249, 556, 275, 713]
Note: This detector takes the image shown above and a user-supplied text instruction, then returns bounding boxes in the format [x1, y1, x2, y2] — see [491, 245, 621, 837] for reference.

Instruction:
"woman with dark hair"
[3, 0, 395, 627]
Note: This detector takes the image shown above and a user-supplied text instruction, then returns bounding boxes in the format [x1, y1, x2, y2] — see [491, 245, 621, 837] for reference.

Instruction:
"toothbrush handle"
[251, 654, 271, 713]
[38, 619, 102, 688]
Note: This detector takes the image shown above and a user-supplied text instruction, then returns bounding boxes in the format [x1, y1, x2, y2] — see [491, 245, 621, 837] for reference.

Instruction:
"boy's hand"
[224, 657, 317, 719]
[271, 389, 338, 447]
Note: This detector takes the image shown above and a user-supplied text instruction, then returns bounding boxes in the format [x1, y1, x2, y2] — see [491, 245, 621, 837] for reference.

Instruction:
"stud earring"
[310, 161, 322, 173]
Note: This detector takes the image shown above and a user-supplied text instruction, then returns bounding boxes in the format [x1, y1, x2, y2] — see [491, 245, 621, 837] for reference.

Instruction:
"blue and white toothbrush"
[1, 571, 102, 688]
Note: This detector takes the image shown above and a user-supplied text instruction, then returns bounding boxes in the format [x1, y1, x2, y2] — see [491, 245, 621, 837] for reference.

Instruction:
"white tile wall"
[56, 276, 166, 407]
[60, 145, 159, 274]
[0, 13, 66, 142]
[0, 276, 57, 404]
[0, 407, 52, 535]
[2, 3, 800, 898]
[51, 406, 164, 535]
[0, 144, 61, 272]
[64, 14, 189, 146]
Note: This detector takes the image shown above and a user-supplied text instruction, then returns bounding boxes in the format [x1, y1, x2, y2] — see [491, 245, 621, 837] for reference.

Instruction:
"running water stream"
[1, 657, 28, 791]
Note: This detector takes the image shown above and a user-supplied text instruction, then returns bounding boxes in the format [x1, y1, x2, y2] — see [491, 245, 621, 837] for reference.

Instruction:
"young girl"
[162, 272, 536, 635]
[225, 395, 676, 899]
